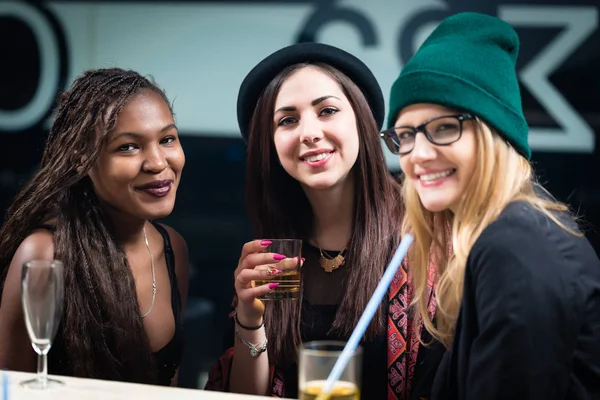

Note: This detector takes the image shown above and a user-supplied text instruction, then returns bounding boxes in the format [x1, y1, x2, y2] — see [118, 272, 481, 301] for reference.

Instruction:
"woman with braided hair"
[0, 68, 189, 386]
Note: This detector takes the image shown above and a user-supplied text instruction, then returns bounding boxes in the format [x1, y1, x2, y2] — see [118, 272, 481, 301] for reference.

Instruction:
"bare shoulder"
[157, 224, 188, 253]
[15, 229, 55, 262]
[157, 223, 189, 308]
[157, 224, 189, 267]
[2, 228, 56, 301]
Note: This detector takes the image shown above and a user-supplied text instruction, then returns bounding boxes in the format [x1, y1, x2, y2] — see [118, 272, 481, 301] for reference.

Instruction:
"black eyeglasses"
[380, 113, 475, 155]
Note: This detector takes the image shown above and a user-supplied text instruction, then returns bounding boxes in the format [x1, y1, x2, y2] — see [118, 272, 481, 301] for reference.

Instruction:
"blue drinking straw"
[2, 370, 7, 400]
[316, 234, 414, 399]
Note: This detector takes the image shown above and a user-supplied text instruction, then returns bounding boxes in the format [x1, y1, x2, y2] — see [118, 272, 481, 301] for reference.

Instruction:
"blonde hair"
[402, 119, 579, 348]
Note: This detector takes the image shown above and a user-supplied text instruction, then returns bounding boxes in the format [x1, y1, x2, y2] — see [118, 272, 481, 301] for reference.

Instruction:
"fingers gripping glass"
[380, 113, 475, 155]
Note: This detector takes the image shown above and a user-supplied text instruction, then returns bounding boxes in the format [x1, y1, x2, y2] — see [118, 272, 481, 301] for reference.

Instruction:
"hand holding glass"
[21, 260, 65, 389]
[255, 239, 302, 300]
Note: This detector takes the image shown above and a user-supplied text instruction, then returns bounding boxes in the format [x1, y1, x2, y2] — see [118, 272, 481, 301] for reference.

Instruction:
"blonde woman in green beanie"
[381, 12, 600, 400]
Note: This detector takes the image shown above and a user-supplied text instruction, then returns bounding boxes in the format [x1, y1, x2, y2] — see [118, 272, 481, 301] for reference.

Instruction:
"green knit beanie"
[387, 12, 531, 159]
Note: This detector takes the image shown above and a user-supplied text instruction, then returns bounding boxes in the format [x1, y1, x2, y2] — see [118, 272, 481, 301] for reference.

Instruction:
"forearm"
[229, 316, 271, 395]
[170, 369, 179, 387]
[229, 240, 284, 394]
[0, 333, 36, 372]
[0, 310, 37, 372]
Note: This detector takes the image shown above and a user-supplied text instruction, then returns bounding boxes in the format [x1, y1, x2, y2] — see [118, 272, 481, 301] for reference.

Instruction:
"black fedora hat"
[237, 42, 385, 141]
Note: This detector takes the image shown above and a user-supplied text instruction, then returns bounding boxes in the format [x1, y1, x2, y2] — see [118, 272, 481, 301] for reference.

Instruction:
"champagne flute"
[20, 260, 65, 389]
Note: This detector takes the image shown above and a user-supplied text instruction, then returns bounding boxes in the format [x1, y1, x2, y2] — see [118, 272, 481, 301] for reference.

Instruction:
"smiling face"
[88, 89, 185, 221]
[397, 103, 477, 213]
[272, 66, 360, 193]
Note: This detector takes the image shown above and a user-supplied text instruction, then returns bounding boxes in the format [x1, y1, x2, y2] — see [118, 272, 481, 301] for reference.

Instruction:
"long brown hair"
[245, 62, 404, 365]
[0, 68, 173, 383]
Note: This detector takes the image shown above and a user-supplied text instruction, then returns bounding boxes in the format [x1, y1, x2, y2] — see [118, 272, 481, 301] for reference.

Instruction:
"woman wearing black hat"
[205, 43, 445, 399]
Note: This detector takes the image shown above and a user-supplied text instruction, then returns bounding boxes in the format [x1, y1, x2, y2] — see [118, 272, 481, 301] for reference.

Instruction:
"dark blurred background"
[1, 0, 598, 388]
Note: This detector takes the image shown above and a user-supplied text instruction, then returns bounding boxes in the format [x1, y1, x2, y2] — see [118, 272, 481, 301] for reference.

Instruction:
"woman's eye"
[320, 107, 338, 116]
[278, 116, 297, 126]
[118, 144, 137, 152]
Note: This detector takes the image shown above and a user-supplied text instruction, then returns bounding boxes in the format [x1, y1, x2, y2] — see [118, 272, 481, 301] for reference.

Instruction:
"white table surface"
[2, 371, 275, 400]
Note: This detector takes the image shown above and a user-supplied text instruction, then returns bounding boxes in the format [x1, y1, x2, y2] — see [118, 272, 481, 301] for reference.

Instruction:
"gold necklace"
[140, 225, 156, 319]
[319, 246, 347, 273]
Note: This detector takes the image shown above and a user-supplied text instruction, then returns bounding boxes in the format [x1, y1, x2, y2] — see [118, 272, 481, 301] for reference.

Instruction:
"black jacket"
[432, 201, 600, 400]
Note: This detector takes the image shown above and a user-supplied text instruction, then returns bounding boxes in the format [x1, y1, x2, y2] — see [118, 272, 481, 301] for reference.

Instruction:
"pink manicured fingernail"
[268, 283, 280, 290]
[260, 240, 272, 246]
[273, 254, 286, 261]
[301, 257, 305, 263]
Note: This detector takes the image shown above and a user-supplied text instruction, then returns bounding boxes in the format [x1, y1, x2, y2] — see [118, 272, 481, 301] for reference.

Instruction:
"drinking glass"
[298, 341, 362, 400]
[255, 239, 302, 300]
[20, 260, 65, 389]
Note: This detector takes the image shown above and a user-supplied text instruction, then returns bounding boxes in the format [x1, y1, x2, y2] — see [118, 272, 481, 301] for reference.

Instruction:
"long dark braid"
[0, 68, 172, 383]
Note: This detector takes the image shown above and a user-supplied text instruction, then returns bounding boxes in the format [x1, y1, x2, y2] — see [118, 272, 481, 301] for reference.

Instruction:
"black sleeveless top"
[280, 242, 388, 399]
[41, 222, 184, 385]
[151, 222, 185, 385]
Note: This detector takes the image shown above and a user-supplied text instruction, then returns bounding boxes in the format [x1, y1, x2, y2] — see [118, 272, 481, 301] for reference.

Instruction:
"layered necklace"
[318, 246, 348, 273]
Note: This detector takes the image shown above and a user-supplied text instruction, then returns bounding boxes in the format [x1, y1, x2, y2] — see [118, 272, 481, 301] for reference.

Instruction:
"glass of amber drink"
[255, 239, 302, 300]
[299, 341, 362, 400]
